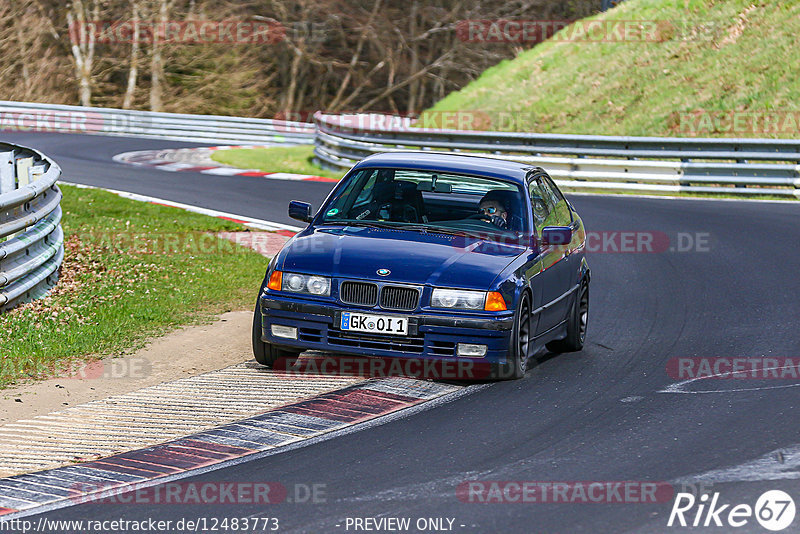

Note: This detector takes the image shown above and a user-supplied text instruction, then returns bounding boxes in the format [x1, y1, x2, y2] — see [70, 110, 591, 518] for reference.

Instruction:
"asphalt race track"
[4, 132, 800, 532]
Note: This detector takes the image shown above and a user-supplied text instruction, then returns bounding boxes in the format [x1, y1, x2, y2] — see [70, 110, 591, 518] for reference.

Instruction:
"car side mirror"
[288, 201, 313, 223]
[541, 226, 572, 246]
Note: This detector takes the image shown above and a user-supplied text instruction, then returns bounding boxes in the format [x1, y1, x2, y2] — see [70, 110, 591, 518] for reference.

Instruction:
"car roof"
[352, 152, 536, 184]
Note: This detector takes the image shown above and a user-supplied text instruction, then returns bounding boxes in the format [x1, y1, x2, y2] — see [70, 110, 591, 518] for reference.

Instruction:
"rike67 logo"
[668, 490, 796, 531]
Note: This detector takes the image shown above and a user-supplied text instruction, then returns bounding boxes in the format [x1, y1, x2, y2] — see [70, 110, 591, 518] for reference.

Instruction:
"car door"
[528, 175, 571, 335]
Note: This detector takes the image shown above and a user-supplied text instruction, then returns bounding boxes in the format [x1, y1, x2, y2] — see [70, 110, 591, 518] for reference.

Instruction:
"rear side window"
[528, 180, 551, 235]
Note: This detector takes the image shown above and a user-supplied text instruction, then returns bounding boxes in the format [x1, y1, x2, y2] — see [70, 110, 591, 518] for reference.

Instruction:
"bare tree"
[328, 0, 382, 112]
[122, 0, 141, 109]
[66, 0, 99, 106]
[1, 0, 602, 115]
[150, 0, 172, 111]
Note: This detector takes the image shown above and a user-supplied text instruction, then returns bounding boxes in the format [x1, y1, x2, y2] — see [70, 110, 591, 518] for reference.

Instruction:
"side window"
[540, 176, 572, 226]
[323, 169, 375, 220]
[528, 179, 552, 235]
[353, 170, 379, 205]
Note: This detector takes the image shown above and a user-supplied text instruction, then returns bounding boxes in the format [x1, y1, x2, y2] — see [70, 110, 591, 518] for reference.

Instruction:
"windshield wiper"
[416, 225, 527, 245]
[319, 220, 396, 230]
[326, 220, 452, 233]
[400, 225, 477, 237]
[343, 220, 401, 230]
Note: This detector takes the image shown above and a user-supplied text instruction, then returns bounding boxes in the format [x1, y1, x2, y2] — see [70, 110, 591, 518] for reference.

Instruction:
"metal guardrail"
[313, 112, 800, 197]
[0, 101, 316, 145]
[0, 142, 64, 312]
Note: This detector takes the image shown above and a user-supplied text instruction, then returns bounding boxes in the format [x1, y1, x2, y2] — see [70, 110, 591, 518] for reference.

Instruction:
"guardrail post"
[0, 151, 13, 195]
[13, 157, 33, 237]
[0, 151, 15, 243]
[15, 156, 32, 188]
[795, 172, 800, 199]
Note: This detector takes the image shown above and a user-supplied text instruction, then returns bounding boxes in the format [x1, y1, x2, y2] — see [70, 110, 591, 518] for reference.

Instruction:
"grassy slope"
[426, 0, 800, 137]
[0, 185, 268, 387]
[211, 146, 345, 180]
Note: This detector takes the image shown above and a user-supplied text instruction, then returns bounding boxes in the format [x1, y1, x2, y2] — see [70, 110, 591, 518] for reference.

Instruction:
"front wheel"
[252, 302, 301, 368]
[546, 282, 588, 353]
[502, 294, 532, 380]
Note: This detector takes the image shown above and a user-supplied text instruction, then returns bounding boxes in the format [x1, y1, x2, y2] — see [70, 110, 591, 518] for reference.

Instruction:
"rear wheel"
[546, 282, 588, 353]
[252, 302, 301, 368]
[503, 294, 531, 380]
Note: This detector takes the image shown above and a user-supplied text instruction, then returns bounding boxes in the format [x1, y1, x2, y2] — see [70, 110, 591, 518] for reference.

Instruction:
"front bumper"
[259, 293, 514, 365]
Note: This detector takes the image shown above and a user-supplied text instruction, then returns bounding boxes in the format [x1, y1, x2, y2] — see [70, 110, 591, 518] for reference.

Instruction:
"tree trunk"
[150, 0, 170, 112]
[15, 22, 31, 98]
[406, 1, 419, 115]
[328, 0, 382, 112]
[283, 46, 302, 116]
[66, 0, 98, 106]
[122, 0, 140, 109]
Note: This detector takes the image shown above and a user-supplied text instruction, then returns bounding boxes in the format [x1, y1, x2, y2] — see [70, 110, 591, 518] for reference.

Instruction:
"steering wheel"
[467, 212, 509, 230]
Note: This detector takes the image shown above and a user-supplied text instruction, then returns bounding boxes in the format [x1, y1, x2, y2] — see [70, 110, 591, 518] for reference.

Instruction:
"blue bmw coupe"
[254, 152, 590, 379]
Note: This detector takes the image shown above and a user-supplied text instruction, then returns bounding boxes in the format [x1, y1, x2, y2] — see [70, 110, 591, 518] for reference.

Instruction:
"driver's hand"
[488, 214, 507, 229]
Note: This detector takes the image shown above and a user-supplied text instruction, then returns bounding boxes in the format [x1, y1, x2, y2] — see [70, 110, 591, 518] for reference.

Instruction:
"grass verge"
[0, 185, 269, 388]
[211, 145, 345, 180]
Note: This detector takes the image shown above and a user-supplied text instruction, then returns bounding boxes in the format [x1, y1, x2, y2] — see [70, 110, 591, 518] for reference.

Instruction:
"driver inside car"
[478, 192, 509, 230]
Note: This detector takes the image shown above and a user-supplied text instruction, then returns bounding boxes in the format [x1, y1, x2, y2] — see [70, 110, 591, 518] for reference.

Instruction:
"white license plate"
[341, 312, 408, 336]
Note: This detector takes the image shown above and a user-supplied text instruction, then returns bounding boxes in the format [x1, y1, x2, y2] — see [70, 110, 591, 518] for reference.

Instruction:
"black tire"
[252, 302, 301, 368]
[501, 293, 532, 380]
[546, 282, 588, 353]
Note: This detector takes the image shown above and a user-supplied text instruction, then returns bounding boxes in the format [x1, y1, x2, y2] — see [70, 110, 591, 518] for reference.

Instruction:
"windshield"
[319, 167, 528, 239]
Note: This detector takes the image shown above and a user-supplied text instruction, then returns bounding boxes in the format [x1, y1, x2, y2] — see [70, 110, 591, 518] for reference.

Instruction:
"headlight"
[276, 271, 331, 296]
[306, 276, 330, 295]
[431, 289, 487, 310]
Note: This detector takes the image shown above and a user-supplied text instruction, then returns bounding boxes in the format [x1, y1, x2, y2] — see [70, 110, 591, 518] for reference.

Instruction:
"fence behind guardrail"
[0, 101, 315, 145]
[0, 142, 64, 312]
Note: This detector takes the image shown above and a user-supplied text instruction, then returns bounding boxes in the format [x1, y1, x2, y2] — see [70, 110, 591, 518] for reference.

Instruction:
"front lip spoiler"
[260, 295, 514, 331]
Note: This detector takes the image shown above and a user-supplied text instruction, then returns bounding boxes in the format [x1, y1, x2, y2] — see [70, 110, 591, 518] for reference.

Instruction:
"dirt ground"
[0, 311, 252, 425]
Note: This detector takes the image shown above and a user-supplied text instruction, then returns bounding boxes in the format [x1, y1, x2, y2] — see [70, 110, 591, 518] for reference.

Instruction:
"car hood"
[279, 226, 525, 289]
